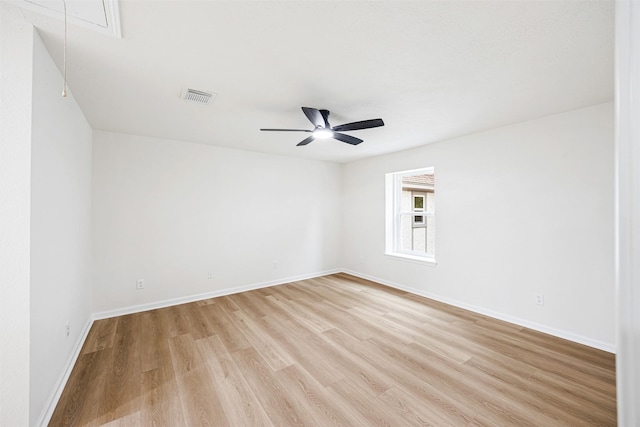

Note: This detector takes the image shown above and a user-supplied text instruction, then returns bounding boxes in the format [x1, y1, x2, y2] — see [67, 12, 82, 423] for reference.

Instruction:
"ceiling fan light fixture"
[260, 107, 384, 146]
[312, 128, 333, 139]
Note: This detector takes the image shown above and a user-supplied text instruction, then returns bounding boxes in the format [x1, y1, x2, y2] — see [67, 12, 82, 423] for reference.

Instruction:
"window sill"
[384, 252, 438, 266]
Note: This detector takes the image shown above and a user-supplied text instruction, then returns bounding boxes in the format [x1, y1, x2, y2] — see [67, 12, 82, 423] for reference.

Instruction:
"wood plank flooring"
[50, 274, 616, 426]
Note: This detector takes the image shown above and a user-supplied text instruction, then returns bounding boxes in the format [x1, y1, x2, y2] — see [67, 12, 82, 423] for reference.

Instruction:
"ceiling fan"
[260, 107, 384, 146]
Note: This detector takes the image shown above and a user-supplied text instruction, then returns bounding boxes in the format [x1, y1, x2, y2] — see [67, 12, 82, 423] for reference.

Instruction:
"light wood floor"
[50, 274, 616, 426]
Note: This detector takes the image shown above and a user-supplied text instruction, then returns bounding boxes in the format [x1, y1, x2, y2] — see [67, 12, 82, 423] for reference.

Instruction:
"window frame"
[385, 167, 437, 265]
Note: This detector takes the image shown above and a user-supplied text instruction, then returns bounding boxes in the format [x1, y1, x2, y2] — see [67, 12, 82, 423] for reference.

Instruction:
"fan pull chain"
[62, 0, 67, 97]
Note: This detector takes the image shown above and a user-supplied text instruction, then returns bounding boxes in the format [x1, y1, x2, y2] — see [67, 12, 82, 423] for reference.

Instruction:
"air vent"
[183, 88, 216, 105]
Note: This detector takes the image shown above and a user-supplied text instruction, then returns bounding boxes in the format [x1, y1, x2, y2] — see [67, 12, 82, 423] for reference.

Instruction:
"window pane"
[401, 190, 412, 211]
[400, 214, 413, 252]
[402, 174, 434, 188]
[412, 224, 427, 253]
[400, 214, 431, 254]
[414, 196, 424, 209]
[426, 215, 435, 256]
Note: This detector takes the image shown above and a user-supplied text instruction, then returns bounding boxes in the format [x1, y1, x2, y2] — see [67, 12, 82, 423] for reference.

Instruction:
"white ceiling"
[9, 0, 614, 163]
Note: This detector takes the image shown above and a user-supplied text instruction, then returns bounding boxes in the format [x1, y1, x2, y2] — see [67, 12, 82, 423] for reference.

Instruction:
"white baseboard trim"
[36, 316, 94, 427]
[93, 269, 342, 320]
[342, 269, 616, 354]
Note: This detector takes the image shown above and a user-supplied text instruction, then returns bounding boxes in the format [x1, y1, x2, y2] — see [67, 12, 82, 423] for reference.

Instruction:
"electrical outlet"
[273, 261, 278, 269]
[535, 293, 544, 306]
[359, 256, 364, 264]
[65, 321, 70, 337]
[207, 271, 213, 279]
[136, 279, 145, 290]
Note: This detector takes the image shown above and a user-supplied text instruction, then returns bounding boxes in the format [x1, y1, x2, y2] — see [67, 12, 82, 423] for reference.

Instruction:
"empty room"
[2, 0, 639, 426]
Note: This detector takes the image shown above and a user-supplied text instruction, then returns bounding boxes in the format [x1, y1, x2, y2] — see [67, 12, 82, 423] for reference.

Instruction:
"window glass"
[386, 168, 435, 262]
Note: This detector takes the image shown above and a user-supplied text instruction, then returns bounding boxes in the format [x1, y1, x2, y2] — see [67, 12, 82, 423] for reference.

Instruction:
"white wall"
[0, 13, 34, 427]
[92, 131, 342, 314]
[29, 32, 93, 425]
[343, 102, 615, 350]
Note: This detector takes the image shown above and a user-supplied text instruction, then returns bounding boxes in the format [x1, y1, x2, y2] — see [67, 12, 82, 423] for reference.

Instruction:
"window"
[385, 167, 435, 264]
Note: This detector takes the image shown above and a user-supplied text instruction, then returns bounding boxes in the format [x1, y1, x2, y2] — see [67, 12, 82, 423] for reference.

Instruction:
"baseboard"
[342, 269, 616, 354]
[92, 268, 342, 320]
[36, 316, 94, 427]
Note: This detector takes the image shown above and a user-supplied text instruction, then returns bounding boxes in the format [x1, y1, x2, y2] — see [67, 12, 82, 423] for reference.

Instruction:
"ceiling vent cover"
[183, 88, 216, 105]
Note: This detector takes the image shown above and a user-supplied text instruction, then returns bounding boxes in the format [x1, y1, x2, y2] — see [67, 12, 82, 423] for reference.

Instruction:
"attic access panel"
[10, 0, 121, 37]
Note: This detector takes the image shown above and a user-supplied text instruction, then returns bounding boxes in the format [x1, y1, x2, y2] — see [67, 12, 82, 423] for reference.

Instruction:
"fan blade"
[333, 132, 363, 145]
[260, 128, 312, 132]
[332, 118, 384, 132]
[296, 135, 315, 146]
[302, 107, 325, 128]
[319, 109, 331, 128]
